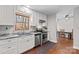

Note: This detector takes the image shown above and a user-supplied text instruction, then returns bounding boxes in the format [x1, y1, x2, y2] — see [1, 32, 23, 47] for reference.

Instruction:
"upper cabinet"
[39, 13, 47, 21]
[0, 5, 47, 26]
[31, 11, 47, 26]
[31, 11, 38, 26]
[0, 5, 16, 25]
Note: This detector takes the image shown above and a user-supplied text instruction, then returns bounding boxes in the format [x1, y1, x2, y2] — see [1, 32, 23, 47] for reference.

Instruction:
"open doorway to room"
[55, 10, 74, 53]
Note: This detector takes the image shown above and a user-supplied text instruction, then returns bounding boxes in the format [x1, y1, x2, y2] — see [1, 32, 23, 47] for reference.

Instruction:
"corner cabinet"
[0, 6, 16, 25]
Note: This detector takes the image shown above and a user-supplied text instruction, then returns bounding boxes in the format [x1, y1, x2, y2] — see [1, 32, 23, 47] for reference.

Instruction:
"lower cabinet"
[0, 38, 18, 54]
[2, 48, 17, 54]
[0, 35, 35, 54]
[18, 35, 35, 53]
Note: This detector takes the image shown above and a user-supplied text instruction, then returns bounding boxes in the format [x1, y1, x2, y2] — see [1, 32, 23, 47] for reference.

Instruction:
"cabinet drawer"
[7, 38, 17, 43]
[26, 35, 34, 40]
[0, 38, 17, 45]
[23, 37, 34, 44]
[2, 49, 17, 54]
[0, 43, 17, 53]
[25, 38, 34, 50]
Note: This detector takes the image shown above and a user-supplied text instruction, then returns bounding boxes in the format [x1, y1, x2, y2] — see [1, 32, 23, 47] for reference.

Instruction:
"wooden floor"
[48, 38, 79, 54]
[23, 37, 79, 54]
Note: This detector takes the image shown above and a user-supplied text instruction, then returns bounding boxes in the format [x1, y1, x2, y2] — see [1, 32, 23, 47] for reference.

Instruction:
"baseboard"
[73, 46, 79, 50]
[48, 40, 57, 43]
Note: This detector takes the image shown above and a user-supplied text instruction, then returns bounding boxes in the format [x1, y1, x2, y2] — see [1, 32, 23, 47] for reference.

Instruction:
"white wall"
[57, 18, 73, 32]
[56, 9, 73, 32]
[73, 7, 79, 49]
[47, 14, 57, 43]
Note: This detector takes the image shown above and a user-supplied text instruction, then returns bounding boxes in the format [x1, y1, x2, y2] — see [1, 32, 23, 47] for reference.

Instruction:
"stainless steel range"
[34, 32, 47, 47]
[32, 19, 48, 47]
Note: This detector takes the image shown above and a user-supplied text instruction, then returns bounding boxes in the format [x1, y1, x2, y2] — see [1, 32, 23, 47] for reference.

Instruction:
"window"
[15, 14, 30, 31]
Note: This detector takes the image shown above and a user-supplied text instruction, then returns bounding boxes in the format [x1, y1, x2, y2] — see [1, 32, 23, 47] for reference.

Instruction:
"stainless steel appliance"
[35, 33, 41, 47]
[35, 32, 47, 47]
[34, 19, 47, 47]
[42, 32, 47, 43]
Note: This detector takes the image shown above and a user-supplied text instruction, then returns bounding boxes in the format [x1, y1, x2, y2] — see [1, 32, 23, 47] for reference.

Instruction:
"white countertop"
[0, 34, 19, 40]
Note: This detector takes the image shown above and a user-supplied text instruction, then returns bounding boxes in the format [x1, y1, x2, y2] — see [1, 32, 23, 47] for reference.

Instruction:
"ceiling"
[28, 5, 79, 15]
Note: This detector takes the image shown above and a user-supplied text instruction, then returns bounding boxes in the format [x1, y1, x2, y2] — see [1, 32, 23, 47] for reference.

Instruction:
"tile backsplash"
[0, 25, 14, 34]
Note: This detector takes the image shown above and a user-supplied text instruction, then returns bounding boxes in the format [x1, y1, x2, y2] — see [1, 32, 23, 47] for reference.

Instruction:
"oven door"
[42, 33, 47, 43]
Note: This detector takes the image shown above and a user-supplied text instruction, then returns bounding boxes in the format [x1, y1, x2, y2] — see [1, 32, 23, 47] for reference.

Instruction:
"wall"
[73, 7, 79, 49]
[0, 25, 14, 35]
[47, 14, 57, 43]
[56, 9, 73, 32]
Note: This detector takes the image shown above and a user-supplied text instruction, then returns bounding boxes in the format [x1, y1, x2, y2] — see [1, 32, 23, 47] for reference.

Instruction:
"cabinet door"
[39, 13, 43, 20]
[39, 13, 47, 20]
[36, 12, 40, 26]
[18, 36, 29, 53]
[0, 38, 18, 54]
[24, 35, 35, 50]
[32, 11, 37, 26]
[42, 14, 47, 21]
[18, 35, 35, 53]
[0, 42, 17, 54]
[18, 37, 24, 53]
[0, 5, 16, 25]
[32, 11, 40, 26]
[2, 49, 17, 54]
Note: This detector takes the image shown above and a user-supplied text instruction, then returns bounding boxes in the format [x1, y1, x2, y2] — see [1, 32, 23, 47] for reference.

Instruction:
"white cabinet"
[36, 12, 40, 26]
[18, 35, 35, 53]
[0, 38, 18, 54]
[0, 35, 35, 54]
[31, 11, 39, 26]
[39, 13, 47, 26]
[39, 13, 42, 20]
[31, 11, 47, 26]
[0, 6, 16, 25]
[39, 13, 47, 21]
[0, 43, 17, 54]
[0, 34, 35, 54]
[0, 38, 17, 45]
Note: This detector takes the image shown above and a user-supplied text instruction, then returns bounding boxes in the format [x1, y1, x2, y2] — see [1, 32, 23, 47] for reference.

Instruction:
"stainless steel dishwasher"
[35, 33, 41, 47]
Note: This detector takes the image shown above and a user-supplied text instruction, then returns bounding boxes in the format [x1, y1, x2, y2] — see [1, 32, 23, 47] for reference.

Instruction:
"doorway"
[56, 12, 74, 53]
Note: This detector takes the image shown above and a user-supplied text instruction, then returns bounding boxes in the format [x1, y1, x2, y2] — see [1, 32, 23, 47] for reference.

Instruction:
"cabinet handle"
[8, 47, 11, 48]
[8, 40, 11, 42]
[27, 40, 29, 42]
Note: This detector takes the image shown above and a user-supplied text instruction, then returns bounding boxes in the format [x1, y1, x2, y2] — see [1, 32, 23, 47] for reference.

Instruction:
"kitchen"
[0, 5, 49, 54]
[0, 5, 79, 54]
